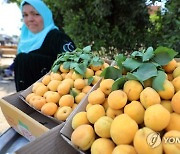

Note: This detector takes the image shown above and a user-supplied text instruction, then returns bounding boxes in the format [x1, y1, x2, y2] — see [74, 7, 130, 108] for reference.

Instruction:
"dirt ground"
[0, 57, 16, 135]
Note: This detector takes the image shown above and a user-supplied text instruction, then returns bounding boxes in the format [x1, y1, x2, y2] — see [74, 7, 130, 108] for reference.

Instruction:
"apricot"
[54, 106, 72, 121]
[41, 74, 51, 85]
[95, 70, 102, 76]
[57, 82, 71, 95]
[75, 92, 86, 104]
[112, 145, 137, 154]
[108, 90, 127, 110]
[91, 75, 101, 85]
[32, 82, 44, 93]
[110, 114, 138, 145]
[91, 138, 115, 154]
[71, 111, 90, 130]
[87, 104, 105, 124]
[106, 107, 123, 119]
[172, 76, 180, 92]
[84, 68, 94, 78]
[25, 93, 37, 103]
[61, 78, 74, 88]
[162, 130, 180, 154]
[41, 102, 58, 116]
[45, 91, 60, 103]
[162, 58, 177, 73]
[173, 65, 180, 78]
[160, 100, 173, 113]
[74, 78, 86, 90]
[100, 79, 115, 95]
[47, 80, 61, 92]
[82, 85, 92, 94]
[124, 101, 145, 124]
[71, 71, 83, 80]
[90, 64, 102, 71]
[85, 103, 93, 111]
[140, 87, 161, 109]
[71, 124, 95, 151]
[34, 85, 48, 96]
[166, 112, 180, 131]
[144, 104, 170, 131]
[133, 127, 163, 154]
[59, 64, 69, 73]
[88, 89, 105, 105]
[50, 72, 62, 81]
[171, 91, 180, 114]
[59, 94, 74, 107]
[94, 116, 113, 138]
[157, 79, 175, 100]
[123, 80, 143, 101]
[29, 95, 46, 110]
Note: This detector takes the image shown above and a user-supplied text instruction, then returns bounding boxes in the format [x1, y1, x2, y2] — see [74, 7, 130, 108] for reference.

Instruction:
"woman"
[14, 0, 76, 91]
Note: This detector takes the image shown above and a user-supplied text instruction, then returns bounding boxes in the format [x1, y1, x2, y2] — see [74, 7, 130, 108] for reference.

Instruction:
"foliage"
[148, 0, 180, 56]
[51, 45, 104, 75]
[58, 0, 150, 56]
[101, 46, 178, 91]
[10, 0, 179, 58]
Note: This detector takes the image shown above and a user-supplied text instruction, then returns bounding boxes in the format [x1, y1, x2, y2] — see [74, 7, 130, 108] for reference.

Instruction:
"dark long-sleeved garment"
[14, 29, 75, 91]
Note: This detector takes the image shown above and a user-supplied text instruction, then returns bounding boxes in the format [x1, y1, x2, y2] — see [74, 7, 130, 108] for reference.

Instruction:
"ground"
[0, 56, 16, 135]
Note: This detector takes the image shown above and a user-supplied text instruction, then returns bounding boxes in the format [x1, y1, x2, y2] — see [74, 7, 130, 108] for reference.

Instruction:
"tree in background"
[58, 0, 151, 58]
[10, 0, 179, 58]
[148, 0, 180, 56]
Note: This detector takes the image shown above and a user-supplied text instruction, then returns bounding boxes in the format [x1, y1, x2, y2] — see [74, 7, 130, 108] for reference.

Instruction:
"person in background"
[12, 0, 75, 92]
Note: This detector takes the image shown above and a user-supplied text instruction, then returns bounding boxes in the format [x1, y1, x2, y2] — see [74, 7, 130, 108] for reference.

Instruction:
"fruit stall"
[0, 45, 180, 154]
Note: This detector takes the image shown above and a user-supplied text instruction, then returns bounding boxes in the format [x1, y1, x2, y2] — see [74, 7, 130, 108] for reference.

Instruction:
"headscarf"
[17, 0, 58, 53]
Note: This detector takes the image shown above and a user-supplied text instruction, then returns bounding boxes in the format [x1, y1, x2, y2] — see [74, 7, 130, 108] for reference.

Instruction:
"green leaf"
[123, 58, 142, 71]
[126, 72, 144, 85]
[131, 51, 143, 58]
[126, 72, 140, 80]
[70, 62, 79, 69]
[90, 57, 104, 66]
[152, 71, 166, 91]
[51, 64, 60, 73]
[114, 54, 126, 70]
[153, 46, 178, 65]
[80, 54, 91, 61]
[74, 63, 87, 75]
[143, 47, 154, 62]
[133, 63, 157, 81]
[88, 77, 94, 85]
[83, 45, 91, 52]
[100, 66, 122, 80]
[70, 89, 78, 98]
[112, 77, 126, 91]
[63, 62, 71, 69]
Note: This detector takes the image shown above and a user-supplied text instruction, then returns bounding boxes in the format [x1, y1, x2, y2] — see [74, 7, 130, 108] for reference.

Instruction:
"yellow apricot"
[140, 87, 161, 109]
[108, 90, 127, 110]
[144, 104, 170, 131]
[157, 79, 175, 100]
[88, 89, 105, 105]
[171, 91, 180, 114]
[123, 80, 143, 101]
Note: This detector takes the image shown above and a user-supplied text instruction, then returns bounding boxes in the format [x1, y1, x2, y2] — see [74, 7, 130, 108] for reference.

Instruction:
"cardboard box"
[19, 59, 114, 125]
[0, 92, 59, 141]
[60, 81, 101, 154]
[20, 83, 61, 124]
[15, 123, 78, 154]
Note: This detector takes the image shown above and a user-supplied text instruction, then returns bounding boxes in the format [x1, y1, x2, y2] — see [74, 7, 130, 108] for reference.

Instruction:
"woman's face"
[22, 4, 44, 33]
